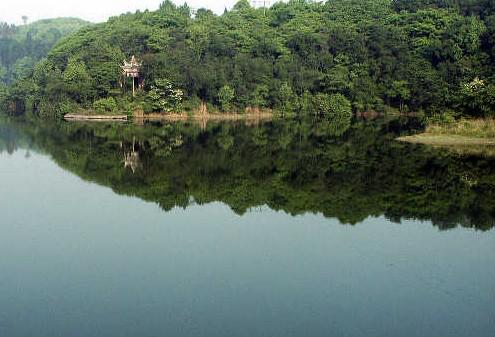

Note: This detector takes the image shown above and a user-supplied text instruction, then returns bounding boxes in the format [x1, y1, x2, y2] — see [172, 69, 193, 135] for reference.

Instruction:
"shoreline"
[396, 118, 495, 154]
[64, 113, 128, 121]
[64, 110, 408, 122]
[134, 112, 273, 121]
[397, 133, 495, 146]
[64, 111, 274, 123]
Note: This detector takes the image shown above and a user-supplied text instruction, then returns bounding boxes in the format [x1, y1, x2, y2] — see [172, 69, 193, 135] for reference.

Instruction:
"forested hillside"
[1, 0, 495, 118]
[0, 18, 90, 84]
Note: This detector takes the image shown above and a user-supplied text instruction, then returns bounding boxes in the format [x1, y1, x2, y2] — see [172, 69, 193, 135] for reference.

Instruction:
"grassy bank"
[397, 118, 495, 149]
[426, 118, 495, 138]
[63, 108, 274, 124]
[133, 111, 273, 121]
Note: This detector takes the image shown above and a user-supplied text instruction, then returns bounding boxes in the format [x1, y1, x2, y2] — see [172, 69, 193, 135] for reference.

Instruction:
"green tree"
[12, 57, 36, 80]
[388, 80, 411, 112]
[63, 57, 93, 102]
[93, 97, 117, 114]
[252, 84, 269, 108]
[218, 85, 235, 112]
[277, 82, 294, 114]
[0, 66, 6, 82]
[458, 77, 495, 117]
[147, 79, 184, 113]
[328, 94, 352, 118]
[4, 0, 495, 119]
[314, 93, 352, 118]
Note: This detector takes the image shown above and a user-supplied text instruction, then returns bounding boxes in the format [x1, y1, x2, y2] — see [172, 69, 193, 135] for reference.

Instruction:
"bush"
[425, 110, 458, 125]
[277, 82, 294, 114]
[314, 93, 331, 116]
[314, 93, 352, 118]
[93, 97, 118, 114]
[218, 85, 235, 112]
[0, 84, 8, 112]
[117, 97, 142, 117]
[38, 97, 77, 119]
[457, 78, 495, 118]
[147, 79, 184, 113]
[299, 91, 315, 115]
[252, 84, 270, 108]
[328, 94, 352, 118]
[182, 96, 202, 112]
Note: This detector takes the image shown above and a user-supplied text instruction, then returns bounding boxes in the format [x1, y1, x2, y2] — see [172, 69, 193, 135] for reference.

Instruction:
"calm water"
[0, 117, 494, 337]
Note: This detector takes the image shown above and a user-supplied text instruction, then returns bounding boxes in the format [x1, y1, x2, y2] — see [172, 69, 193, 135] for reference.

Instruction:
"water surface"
[0, 117, 494, 337]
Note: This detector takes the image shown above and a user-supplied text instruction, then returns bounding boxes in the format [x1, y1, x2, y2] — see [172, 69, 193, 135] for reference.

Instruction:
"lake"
[0, 117, 494, 337]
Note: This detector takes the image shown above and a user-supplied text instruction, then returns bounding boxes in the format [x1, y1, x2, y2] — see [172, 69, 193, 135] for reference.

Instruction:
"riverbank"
[64, 110, 273, 123]
[397, 118, 495, 146]
[134, 111, 273, 121]
[64, 113, 128, 121]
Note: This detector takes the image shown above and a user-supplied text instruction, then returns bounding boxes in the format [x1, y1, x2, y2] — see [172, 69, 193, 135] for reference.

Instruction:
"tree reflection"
[1, 116, 494, 230]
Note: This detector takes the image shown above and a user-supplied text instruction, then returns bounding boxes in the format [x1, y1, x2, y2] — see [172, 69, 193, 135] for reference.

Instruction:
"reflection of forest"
[1, 117, 494, 230]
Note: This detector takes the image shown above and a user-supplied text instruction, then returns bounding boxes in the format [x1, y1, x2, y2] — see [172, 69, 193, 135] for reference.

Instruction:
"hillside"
[0, 17, 90, 83]
[14, 18, 90, 41]
[1, 0, 495, 118]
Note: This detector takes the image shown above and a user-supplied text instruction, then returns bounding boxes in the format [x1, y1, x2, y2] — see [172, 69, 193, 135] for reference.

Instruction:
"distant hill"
[15, 18, 90, 41]
[0, 17, 90, 83]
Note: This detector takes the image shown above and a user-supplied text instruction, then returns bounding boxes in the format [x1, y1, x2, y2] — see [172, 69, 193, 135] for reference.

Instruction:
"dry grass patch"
[397, 118, 495, 155]
[426, 118, 495, 139]
[397, 134, 495, 146]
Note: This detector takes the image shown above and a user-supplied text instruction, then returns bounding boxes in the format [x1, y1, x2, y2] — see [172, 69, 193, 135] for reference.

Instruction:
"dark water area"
[0, 116, 494, 337]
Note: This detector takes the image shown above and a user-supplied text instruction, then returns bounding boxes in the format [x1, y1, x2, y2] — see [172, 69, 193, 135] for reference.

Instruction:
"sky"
[0, 0, 247, 24]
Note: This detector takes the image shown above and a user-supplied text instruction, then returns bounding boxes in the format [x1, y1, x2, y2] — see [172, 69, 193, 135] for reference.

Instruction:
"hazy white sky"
[0, 0, 244, 24]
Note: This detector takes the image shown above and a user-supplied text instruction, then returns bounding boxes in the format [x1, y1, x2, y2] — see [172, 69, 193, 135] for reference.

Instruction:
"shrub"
[425, 110, 458, 125]
[314, 93, 352, 118]
[457, 78, 495, 118]
[328, 94, 352, 118]
[314, 93, 331, 116]
[277, 82, 294, 113]
[182, 96, 202, 112]
[0, 84, 8, 112]
[252, 84, 269, 108]
[218, 85, 235, 112]
[93, 97, 118, 114]
[38, 97, 77, 119]
[147, 79, 183, 113]
[299, 91, 315, 115]
[117, 97, 142, 117]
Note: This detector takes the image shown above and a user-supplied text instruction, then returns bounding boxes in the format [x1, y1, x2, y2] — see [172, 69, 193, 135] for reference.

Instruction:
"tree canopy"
[1, 0, 495, 117]
[0, 18, 90, 85]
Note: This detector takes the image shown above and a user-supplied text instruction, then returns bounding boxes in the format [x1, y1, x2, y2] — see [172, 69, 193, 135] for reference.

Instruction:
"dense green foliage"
[0, 18, 90, 84]
[2, 116, 494, 230]
[93, 97, 118, 114]
[1, 0, 495, 118]
[146, 78, 184, 112]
